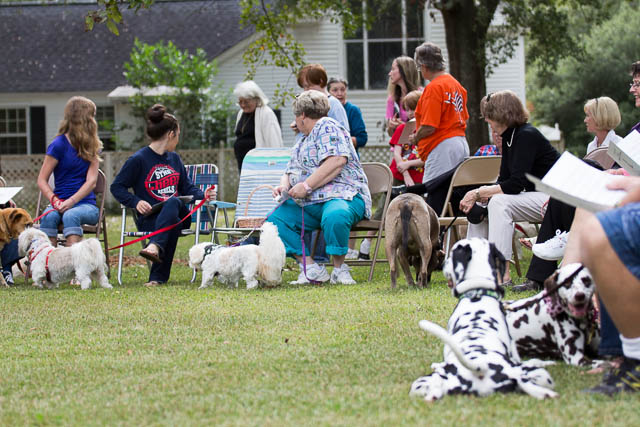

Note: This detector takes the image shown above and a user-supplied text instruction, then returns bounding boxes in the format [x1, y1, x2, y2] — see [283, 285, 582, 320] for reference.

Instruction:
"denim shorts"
[596, 202, 640, 280]
[39, 203, 99, 238]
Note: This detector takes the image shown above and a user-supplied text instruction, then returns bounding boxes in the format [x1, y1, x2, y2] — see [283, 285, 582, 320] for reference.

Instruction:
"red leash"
[107, 193, 212, 251]
[33, 208, 55, 223]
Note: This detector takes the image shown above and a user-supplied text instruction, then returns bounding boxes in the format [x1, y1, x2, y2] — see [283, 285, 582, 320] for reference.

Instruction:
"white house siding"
[216, 19, 343, 147]
[0, 91, 113, 151]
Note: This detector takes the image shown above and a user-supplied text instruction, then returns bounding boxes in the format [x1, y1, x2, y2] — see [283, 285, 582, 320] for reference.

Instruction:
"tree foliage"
[123, 39, 233, 149]
[527, 1, 640, 155]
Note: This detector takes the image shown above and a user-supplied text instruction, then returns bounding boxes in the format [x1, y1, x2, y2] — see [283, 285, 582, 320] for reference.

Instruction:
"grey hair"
[414, 42, 445, 72]
[292, 90, 330, 119]
[233, 80, 269, 107]
[327, 76, 348, 92]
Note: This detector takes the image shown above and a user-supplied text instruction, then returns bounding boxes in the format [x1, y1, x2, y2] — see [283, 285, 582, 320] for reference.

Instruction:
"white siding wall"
[216, 19, 343, 147]
[0, 91, 112, 151]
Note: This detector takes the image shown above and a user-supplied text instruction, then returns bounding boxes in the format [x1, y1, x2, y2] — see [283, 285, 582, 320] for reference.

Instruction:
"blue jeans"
[40, 203, 99, 238]
[1, 239, 19, 273]
[137, 197, 191, 283]
[267, 195, 365, 258]
[599, 296, 623, 357]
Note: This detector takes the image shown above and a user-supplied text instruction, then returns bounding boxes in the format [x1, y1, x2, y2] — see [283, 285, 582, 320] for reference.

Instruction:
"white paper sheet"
[608, 130, 640, 175]
[0, 187, 22, 205]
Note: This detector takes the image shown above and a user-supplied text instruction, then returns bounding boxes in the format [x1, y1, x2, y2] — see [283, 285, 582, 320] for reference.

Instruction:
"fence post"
[103, 152, 115, 210]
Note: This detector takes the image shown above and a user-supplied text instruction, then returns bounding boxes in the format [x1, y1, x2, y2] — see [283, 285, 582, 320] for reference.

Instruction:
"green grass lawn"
[0, 215, 636, 426]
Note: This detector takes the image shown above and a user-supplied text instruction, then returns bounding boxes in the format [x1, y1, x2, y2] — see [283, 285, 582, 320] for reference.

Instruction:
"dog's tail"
[79, 238, 106, 264]
[418, 320, 486, 375]
[400, 202, 412, 252]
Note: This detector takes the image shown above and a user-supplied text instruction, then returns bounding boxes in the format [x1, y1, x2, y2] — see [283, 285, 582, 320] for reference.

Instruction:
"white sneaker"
[345, 248, 360, 260]
[290, 263, 330, 284]
[330, 264, 356, 285]
[533, 230, 569, 261]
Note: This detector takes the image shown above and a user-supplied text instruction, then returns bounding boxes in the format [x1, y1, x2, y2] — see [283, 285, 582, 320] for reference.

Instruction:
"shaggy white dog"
[18, 228, 111, 290]
[189, 222, 286, 289]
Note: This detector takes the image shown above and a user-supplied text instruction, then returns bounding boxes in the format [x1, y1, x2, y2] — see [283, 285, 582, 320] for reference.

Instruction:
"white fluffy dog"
[18, 227, 112, 290]
[189, 222, 286, 289]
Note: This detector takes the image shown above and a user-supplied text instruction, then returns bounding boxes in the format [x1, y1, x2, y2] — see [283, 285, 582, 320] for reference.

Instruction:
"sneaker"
[290, 263, 330, 285]
[2, 270, 14, 286]
[583, 356, 640, 395]
[512, 279, 543, 293]
[532, 230, 569, 261]
[358, 239, 371, 260]
[345, 248, 360, 260]
[330, 264, 356, 285]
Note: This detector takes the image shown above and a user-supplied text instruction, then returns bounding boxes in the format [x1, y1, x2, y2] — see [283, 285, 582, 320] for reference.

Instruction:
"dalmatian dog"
[504, 263, 603, 368]
[410, 238, 557, 401]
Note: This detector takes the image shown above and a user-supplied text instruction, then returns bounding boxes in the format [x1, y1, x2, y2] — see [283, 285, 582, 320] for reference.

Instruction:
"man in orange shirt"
[409, 42, 470, 213]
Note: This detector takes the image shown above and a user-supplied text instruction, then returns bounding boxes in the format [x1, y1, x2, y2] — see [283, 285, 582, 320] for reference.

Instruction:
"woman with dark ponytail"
[110, 104, 216, 287]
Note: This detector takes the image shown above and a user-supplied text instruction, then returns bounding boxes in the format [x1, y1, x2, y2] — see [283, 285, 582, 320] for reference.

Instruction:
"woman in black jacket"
[459, 90, 559, 286]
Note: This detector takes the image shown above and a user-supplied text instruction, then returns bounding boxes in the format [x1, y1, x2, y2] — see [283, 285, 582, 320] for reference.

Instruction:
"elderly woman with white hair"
[268, 90, 372, 285]
[233, 80, 283, 170]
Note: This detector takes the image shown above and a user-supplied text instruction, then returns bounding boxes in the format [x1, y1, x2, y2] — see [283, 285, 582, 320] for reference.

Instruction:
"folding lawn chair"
[34, 169, 111, 277]
[115, 163, 220, 285]
[208, 147, 292, 241]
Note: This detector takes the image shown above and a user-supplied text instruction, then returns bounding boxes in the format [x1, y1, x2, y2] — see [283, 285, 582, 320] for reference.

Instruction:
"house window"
[96, 105, 116, 151]
[0, 107, 28, 154]
[345, 0, 424, 90]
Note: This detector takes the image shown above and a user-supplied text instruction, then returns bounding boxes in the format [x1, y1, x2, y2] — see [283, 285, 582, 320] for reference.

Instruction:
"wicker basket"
[234, 184, 276, 228]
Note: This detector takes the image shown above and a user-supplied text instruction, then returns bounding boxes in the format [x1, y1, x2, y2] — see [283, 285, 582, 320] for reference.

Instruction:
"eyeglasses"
[630, 81, 640, 89]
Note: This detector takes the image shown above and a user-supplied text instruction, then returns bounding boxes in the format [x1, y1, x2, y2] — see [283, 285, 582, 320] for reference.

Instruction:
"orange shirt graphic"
[414, 73, 468, 160]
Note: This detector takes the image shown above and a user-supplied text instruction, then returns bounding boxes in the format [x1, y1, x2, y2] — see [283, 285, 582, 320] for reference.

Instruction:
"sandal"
[139, 244, 162, 264]
[143, 280, 162, 287]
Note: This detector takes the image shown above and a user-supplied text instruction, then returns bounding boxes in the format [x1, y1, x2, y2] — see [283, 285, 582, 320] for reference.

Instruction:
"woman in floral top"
[269, 90, 372, 285]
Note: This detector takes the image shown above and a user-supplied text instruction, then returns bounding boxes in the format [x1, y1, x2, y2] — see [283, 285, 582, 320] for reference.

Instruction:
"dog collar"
[459, 288, 502, 301]
[203, 244, 222, 258]
[454, 278, 499, 295]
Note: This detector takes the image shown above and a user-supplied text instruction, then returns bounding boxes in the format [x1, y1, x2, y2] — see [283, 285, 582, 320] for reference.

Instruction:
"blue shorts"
[596, 202, 640, 280]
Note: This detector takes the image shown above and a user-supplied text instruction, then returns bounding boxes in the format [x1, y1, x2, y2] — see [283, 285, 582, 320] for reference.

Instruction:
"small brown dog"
[384, 193, 443, 288]
[0, 207, 33, 286]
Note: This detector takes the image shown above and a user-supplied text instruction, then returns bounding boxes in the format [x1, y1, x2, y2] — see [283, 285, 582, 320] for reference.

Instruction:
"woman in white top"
[233, 80, 283, 171]
[584, 96, 622, 155]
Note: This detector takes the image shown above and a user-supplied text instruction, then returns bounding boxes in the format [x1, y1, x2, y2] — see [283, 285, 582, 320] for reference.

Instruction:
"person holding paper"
[110, 104, 215, 287]
[555, 175, 640, 395]
[459, 90, 559, 286]
[410, 42, 470, 214]
[37, 96, 102, 248]
[517, 97, 623, 292]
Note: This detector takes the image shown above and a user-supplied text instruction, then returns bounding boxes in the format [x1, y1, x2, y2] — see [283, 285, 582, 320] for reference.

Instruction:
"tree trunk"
[439, 0, 499, 154]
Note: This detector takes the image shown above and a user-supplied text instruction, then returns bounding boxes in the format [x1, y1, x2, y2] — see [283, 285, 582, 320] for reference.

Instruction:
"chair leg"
[368, 230, 383, 282]
[117, 208, 127, 286]
[191, 208, 202, 283]
[103, 217, 110, 278]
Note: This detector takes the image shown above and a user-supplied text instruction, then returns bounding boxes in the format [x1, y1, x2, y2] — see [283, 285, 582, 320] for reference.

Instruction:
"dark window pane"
[346, 42, 365, 90]
[0, 136, 27, 154]
[367, 0, 402, 39]
[0, 110, 5, 120]
[18, 109, 25, 120]
[8, 120, 16, 133]
[369, 41, 402, 89]
[18, 120, 26, 133]
[406, 0, 424, 38]
[8, 109, 16, 120]
[0, 119, 5, 133]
